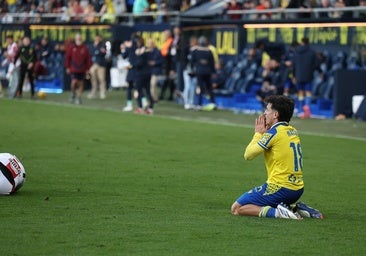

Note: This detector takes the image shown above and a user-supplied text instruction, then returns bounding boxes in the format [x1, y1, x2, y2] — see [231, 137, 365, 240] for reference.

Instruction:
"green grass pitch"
[0, 93, 365, 256]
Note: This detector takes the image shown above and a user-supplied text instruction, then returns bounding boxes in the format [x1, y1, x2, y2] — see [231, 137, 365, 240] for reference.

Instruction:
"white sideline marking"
[5, 98, 366, 142]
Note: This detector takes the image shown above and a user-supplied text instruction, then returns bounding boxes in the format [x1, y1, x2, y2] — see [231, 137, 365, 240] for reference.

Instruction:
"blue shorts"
[236, 183, 303, 207]
[297, 82, 312, 92]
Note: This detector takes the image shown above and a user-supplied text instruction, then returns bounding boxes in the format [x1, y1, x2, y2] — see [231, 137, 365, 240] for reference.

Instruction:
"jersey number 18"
[290, 142, 303, 172]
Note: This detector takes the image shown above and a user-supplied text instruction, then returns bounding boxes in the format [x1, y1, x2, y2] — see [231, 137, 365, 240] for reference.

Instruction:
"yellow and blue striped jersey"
[244, 122, 304, 190]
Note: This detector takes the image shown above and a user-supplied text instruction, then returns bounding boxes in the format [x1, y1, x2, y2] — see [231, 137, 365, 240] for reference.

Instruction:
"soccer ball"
[37, 91, 46, 99]
[0, 153, 26, 195]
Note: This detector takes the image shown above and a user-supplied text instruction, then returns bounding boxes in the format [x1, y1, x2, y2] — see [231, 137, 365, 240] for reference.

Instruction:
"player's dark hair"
[265, 95, 294, 122]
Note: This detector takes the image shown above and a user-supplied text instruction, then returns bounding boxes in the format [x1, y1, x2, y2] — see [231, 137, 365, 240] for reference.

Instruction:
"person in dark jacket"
[64, 33, 92, 104]
[14, 36, 37, 99]
[146, 38, 163, 103]
[38, 37, 53, 64]
[159, 29, 175, 101]
[292, 37, 318, 118]
[122, 34, 138, 112]
[191, 36, 216, 109]
[131, 37, 154, 114]
[88, 34, 107, 99]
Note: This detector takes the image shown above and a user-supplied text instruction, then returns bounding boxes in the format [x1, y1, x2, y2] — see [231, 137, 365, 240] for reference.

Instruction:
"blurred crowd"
[0, 24, 364, 119]
[0, 0, 200, 23]
[1, 0, 365, 24]
[223, 0, 366, 20]
[1, 0, 365, 117]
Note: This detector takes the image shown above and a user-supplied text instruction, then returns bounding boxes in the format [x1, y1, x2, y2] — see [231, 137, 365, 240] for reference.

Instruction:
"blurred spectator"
[51, 42, 66, 86]
[159, 29, 174, 101]
[224, 0, 243, 20]
[7, 0, 17, 13]
[52, 43, 65, 61]
[126, 0, 134, 12]
[283, 41, 298, 96]
[71, 0, 84, 22]
[38, 37, 53, 64]
[64, 33, 92, 104]
[171, 26, 183, 98]
[21, 2, 38, 23]
[242, 0, 257, 20]
[131, 37, 154, 114]
[255, 0, 272, 20]
[246, 47, 261, 68]
[99, 0, 117, 23]
[52, 0, 66, 13]
[38, 0, 50, 11]
[165, 0, 181, 11]
[286, 0, 312, 19]
[14, 36, 37, 99]
[20, 0, 35, 12]
[359, 0, 366, 18]
[2, 35, 19, 98]
[146, 38, 163, 103]
[254, 55, 290, 102]
[208, 40, 219, 69]
[122, 34, 138, 112]
[211, 60, 225, 91]
[83, 2, 98, 23]
[191, 36, 216, 109]
[255, 39, 271, 68]
[133, 0, 150, 22]
[317, 0, 333, 18]
[88, 34, 107, 99]
[333, 0, 345, 18]
[256, 77, 277, 108]
[33, 41, 47, 78]
[292, 37, 318, 118]
[0, 1, 8, 20]
[111, 0, 126, 22]
[333, 0, 358, 18]
[181, 0, 191, 11]
[183, 35, 198, 110]
[61, 0, 75, 21]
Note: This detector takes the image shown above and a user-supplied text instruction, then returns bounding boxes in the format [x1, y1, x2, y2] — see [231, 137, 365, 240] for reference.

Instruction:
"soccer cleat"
[87, 93, 96, 99]
[75, 97, 82, 105]
[295, 202, 323, 219]
[69, 93, 76, 103]
[144, 108, 154, 115]
[276, 204, 302, 220]
[202, 103, 216, 111]
[142, 98, 149, 109]
[123, 105, 133, 112]
[134, 108, 144, 114]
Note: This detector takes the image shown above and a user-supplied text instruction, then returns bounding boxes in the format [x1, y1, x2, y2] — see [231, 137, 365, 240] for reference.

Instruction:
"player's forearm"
[244, 133, 263, 160]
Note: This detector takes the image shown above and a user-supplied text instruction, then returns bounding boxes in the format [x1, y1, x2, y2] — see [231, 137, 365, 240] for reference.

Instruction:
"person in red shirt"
[225, 0, 243, 20]
[65, 33, 92, 104]
[255, 0, 272, 19]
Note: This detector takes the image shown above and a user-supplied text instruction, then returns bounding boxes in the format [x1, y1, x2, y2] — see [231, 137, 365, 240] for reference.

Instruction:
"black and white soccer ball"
[0, 153, 26, 195]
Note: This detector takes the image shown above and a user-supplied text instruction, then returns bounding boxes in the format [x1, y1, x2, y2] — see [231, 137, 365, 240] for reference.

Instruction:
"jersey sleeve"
[244, 130, 276, 160]
[244, 132, 264, 160]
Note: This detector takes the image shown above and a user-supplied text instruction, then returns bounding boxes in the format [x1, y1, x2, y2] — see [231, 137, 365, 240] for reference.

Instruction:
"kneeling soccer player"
[231, 95, 323, 219]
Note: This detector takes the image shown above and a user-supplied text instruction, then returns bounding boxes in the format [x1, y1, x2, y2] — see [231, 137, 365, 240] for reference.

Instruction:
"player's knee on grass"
[231, 202, 240, 215]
